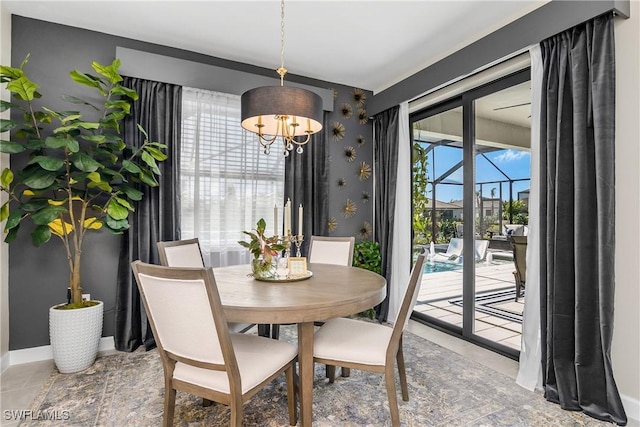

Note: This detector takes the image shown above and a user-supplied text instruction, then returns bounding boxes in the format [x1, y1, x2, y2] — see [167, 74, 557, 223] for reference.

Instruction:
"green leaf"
[31, 224, 51, 246]
[87, 180, 112, 192]
[0, 119, 18, 133]
[138, 169, 158, 187]
[1, 168, 14, 188]
[122, 160, 141, 174]
[136, 124, 149, 140]
[31, 205, 67, 225]
[0, 100, 18, 112]
[145, 146, 167, 161]
[106, 199, 129, 220]
[115, 197, 134, 212]
[87, 171, 101, 183]
[21, 200, 48, 212]
[23, 169, 57, 189]
[141, 151, 160, 175]
[61, 95, 100, 111]
[0, 64, 25, 80]
[104, 99, 130, 113]
[45, 135, 80, 152]
[53, 121, 100, 133]
[80, 134, 107, 144]
[6, 76, 39, 101]
[0, 140, 25, 154]
[71, 152, 102, 172]
[0, 201, 8, 222]
[4, 210, 22, 230]
[59, 113, 83, 124]
[4, 226, 18, 244]
[27, 156, 64, 172]
[105, 215, 129, 232]
[69, 70, 101, 89]
[92, 59, 123, 84]
[110, 85, 139, 100]
[120, 185, 143, 201]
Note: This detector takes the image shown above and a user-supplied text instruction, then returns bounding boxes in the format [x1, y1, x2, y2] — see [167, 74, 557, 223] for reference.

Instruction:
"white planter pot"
[49, 301, 104, 373]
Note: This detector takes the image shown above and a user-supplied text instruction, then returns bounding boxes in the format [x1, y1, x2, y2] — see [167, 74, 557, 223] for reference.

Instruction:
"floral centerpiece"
[238, 218, 286, 279]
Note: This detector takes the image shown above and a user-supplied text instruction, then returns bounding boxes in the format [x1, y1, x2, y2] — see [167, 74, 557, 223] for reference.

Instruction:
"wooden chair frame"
[131, 261, 297, 427]
[313, 254, 426, 427]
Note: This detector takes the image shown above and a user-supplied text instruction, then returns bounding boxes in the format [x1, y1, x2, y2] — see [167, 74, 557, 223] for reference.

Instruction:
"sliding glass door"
[411, 69, 531, 358]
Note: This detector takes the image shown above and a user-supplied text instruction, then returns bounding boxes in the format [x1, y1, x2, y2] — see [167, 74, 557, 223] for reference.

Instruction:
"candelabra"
[291, 234, 304, 257]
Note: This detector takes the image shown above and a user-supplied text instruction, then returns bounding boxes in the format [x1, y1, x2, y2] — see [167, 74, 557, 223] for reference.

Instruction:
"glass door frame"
[410, 69, 530, 359]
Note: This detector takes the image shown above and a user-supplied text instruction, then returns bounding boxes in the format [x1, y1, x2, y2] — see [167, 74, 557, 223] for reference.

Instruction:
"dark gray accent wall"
[8, 16, 373, 350]
[369, 0, 630, 116]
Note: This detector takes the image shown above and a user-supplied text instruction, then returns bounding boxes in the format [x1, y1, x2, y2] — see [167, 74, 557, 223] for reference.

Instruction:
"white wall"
[613, 1, 640, 421]
[1, 2, 11, 373]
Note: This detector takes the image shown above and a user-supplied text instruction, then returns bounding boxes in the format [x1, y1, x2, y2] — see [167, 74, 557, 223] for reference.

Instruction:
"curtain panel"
[114, 78, 182, 352]
[539, 13, 626, 425]
[284, 113, 329, 255]
[373, 106, 400, 322]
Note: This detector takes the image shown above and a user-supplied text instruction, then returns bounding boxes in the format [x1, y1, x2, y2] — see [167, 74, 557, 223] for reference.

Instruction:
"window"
[180, 87, 285, 266]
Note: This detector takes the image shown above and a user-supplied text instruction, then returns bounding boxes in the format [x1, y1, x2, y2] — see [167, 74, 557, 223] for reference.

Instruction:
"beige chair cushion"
[313, 317, 393, 366]
[173, 333, 297, 394]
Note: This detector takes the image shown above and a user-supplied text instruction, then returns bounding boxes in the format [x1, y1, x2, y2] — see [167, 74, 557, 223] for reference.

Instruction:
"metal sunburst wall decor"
[342, 199, 357, 218]
[340, 103, 353, 119]
[358, 161, 372, 181]
[361, 191, 370, 203]
[357, 108, 368, 125]
[337, 178, 347, 188]
[352, 87, 366, 107]
[359, 221, 372, 239]
[327, 217, 338, 232]
[331, 121, 346, 141]
[344, 146, 357, 162]
[356, 135, 366, 146]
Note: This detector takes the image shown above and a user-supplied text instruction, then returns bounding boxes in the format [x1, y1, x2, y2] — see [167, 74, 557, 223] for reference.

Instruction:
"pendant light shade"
[241, 85, 323, 138]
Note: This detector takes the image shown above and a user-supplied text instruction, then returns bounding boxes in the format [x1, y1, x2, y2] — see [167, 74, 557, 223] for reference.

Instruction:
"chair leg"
[230, 395, 243, 427]
[341, 367, 351, 377]
[258, 324, 270, 337]
[285, 364, 297, 426]
[515, 281, 521, 302]
[384, 365, 400, 427]
[163, 383, 176, 427]
[396, 340, 409, 401]
[326, 365, 336, 383]
[202, 398, 213, 407]
[271, 324, 280, 340]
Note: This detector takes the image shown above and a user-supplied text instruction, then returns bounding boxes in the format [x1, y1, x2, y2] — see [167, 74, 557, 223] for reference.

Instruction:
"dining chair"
[131, 261, 298, 427]
[307, 235, 355, 266]
[312, 253, 426, 427]
[157, 238, 253, 334]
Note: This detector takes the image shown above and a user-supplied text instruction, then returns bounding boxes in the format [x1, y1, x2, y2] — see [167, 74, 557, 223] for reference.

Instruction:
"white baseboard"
[621, 393, 640, 425]
[7, 336, 115, 366]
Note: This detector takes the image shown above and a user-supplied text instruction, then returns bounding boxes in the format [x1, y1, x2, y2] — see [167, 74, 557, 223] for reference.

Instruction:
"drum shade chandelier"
[241, 0, 323, 156]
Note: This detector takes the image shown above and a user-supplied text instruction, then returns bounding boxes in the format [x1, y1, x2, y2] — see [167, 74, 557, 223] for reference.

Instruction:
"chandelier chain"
[278, 0, 287, 85]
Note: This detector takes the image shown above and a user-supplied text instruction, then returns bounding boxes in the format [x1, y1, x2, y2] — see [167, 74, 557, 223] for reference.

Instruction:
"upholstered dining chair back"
[157, 238, 253, 334]
[308, 236, 355, 266]
[132, 262, 225, 364]
[157, 238, 205, 268]
[131, 261, 298, 427]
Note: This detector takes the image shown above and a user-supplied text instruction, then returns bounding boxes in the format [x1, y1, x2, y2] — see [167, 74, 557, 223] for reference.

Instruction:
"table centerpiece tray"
[253, 271, 313, 283]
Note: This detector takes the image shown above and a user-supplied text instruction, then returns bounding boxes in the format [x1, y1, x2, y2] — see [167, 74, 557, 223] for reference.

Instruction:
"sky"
[420, 145, 531, 203]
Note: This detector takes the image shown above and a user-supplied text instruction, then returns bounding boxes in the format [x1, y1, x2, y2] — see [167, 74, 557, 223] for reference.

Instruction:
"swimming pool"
[423, 260, 462, 274]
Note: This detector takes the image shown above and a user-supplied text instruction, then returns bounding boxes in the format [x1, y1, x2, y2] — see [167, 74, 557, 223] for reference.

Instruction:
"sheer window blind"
[180, 87, 285, 266]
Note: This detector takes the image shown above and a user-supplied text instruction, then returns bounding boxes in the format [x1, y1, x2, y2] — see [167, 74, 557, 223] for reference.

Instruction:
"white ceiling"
[4, 0, 548, 94]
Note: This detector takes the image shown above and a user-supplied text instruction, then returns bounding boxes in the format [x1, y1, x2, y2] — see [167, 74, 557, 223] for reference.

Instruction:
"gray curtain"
[539, 13, 626, 425]
[373, 106, 400, 322]
[284, 113, 329, 255]
[114, 77, 182, 352]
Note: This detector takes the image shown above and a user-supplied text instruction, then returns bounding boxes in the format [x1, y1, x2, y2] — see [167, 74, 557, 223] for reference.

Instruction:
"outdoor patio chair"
[510, 235, 527, 301]
[432, 238, 463, 263]
[474, 239, 490, 262]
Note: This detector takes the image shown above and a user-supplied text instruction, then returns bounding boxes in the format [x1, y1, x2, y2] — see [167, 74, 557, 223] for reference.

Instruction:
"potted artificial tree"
[0, 57, 166, 373]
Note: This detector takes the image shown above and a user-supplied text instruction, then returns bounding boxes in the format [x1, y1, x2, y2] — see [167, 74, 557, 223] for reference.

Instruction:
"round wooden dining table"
[212, 262, 387, 427]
